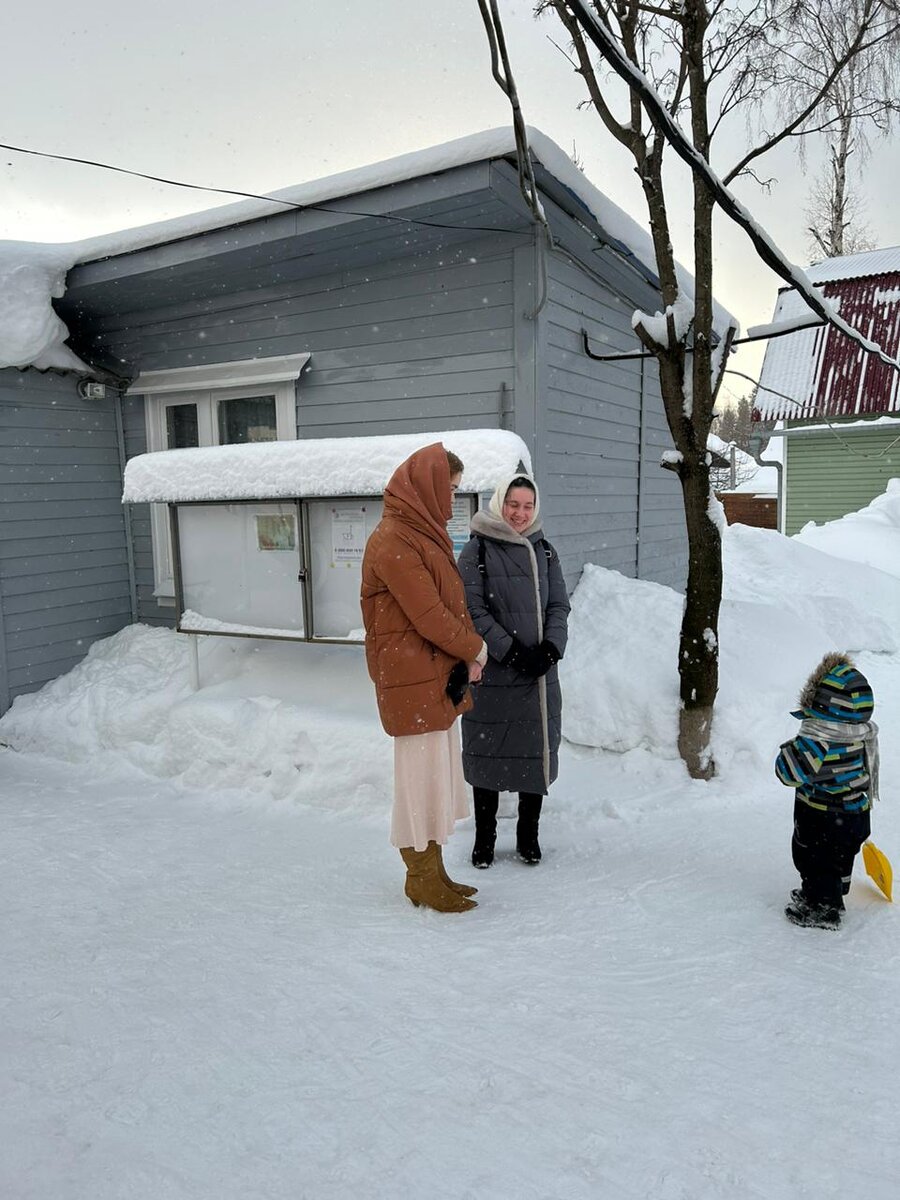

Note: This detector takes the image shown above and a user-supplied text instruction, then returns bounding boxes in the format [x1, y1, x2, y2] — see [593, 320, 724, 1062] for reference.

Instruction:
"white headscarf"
[487, 472, 541, 536]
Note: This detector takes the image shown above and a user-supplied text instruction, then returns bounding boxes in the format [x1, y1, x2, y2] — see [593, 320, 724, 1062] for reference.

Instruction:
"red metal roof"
[754, 269, 900, 421]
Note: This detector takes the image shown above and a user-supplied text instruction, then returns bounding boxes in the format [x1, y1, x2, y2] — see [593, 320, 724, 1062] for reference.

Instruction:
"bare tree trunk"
[829, 109, 854, 256]
[676, 454, 722, 779]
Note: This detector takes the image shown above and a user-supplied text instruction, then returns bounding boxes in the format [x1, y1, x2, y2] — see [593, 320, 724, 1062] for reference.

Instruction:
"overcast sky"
[2, 0, 898, 401]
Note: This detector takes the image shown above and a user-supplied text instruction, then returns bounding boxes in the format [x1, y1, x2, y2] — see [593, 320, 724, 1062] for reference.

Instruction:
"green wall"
[784, 422, 900, 535]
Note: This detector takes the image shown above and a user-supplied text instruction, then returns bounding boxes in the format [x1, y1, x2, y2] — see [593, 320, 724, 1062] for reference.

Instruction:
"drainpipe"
[113, 390, 139, 623]
[747, 432, 783, 532]
[635, 353, 645, 577]
[0, 570, 9, 715]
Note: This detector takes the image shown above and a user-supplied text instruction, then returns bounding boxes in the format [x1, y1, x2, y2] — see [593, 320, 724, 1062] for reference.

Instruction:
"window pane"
[166, 403, 199, 449]
[217, 395, 278, 444]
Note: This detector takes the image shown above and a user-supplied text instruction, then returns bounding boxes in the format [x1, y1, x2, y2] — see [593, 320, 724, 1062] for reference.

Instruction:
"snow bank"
[123, 429, 531, 502]
[4, 482, 898, 795]
[562, 566, 681, 757]
[793, 478, 900, 579]
[562, 519, 900, 772]
[722, 521, 900, 648]
[0, 627, 390, 811]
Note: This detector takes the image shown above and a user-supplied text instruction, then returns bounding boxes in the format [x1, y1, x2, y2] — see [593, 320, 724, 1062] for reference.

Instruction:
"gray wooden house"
[0, 128, 694, 714]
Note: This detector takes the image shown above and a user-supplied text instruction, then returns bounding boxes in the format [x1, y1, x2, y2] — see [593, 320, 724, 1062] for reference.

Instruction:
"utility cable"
[724, 368, 900, 459]
[0, 139, 534, 240]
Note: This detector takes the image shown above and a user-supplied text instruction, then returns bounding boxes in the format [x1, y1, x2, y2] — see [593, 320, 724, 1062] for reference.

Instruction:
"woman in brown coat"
[361, 443, 486, 912]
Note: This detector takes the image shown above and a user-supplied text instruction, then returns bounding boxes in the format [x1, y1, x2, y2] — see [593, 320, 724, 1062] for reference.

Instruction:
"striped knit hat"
[792, 653, 874, 724]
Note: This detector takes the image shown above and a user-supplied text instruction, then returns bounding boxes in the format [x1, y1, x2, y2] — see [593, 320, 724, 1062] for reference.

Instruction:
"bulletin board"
[172, 493, 477, 644]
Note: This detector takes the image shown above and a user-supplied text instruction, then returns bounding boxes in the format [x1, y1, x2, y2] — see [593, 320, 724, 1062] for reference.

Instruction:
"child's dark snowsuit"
[775, 654, 879, 927]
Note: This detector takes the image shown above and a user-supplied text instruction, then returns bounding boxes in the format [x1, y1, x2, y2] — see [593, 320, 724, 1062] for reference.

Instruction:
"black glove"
[446, 660, 470, 705]
[541, 640, 562, 667]
[502, 639, 558, 679]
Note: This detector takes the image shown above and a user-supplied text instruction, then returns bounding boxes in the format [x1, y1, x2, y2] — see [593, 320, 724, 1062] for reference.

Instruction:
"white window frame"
[128, 354, 310, 599]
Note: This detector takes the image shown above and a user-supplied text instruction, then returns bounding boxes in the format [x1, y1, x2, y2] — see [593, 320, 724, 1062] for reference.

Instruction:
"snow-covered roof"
[708, 432, 778, 495]
[122, 428, 531, 504]
[1, 126, 732, 373]
[755, 251, 900, 421]
[802, 245, 900, 285]
[768, 414, 900, 436]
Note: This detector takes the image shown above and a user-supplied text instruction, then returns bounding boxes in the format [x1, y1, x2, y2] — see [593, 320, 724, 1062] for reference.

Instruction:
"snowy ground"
[2, 490, 900, 1200]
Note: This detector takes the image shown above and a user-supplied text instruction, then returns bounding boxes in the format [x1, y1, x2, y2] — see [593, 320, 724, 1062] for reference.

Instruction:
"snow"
[730, 463, 778, 495]
[2, 484, 900, 1198]
[754, 287, 832, 420]
[707, 490, 726, 533]
[122, 429, 531, 503]
[745, 312, 823, 340]
[0, 242, 89, 370]
[710, 433, 780, 496]
[774, 413, 900, 436]
[179, 610, 305, 640]
[630, 293, 694, 347]
[793, 478, 900, 579]
[802, 244, 900, 285]
[0, 126, 734, 372]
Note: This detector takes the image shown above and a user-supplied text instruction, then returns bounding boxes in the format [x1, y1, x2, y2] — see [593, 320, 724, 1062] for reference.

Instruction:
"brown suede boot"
[429, 841, 477, 898]
[399, 847, 477, 912]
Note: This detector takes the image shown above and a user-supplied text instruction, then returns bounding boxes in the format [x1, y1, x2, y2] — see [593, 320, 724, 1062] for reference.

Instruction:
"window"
[129, 354, 310, 599]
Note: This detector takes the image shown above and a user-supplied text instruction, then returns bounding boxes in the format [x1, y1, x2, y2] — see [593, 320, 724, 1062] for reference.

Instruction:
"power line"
[0, 140, 534, 240]
[724, 368, 900, 459]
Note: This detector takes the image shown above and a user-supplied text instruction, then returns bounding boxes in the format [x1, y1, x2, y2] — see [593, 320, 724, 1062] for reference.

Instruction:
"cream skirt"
[391, 721, 471, 851]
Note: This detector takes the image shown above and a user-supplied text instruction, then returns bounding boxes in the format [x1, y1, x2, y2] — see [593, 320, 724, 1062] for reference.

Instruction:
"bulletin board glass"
[306, 493, 476, 640]
[307, 499, 384, 639]
[174, 501, 305, 637]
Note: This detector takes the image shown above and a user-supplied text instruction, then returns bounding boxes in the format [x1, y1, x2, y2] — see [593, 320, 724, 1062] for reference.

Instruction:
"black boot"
[791, 887, 845, 912]
[785, 893, 841, 930]
[472, 788, 499, 869]
[516, 793, 543, 865]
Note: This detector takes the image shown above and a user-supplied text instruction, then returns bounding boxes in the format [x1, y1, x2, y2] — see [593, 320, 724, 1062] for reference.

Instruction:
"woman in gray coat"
[457, 473, 570, 867]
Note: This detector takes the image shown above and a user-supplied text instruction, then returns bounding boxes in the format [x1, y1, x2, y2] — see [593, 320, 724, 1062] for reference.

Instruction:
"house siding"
[784, 425, 900, 535]
[0, 368, 133, 712]
[112, 238, 518, 624]
[541, 252, 686, 591]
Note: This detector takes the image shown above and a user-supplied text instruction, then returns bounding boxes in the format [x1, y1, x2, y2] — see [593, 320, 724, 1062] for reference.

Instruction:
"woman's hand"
[468, 660, 484, 684]
[502, 639, 560, 678]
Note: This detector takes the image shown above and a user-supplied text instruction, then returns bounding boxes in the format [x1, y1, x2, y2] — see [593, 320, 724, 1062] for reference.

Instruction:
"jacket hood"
[487, 472, 542, 536]
[792, 652, 874, 723]
[383, 443, 454, 555]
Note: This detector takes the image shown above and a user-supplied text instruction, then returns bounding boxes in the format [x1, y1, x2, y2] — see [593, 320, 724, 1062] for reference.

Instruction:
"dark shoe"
[517, 839, 542, 865]
[472, 789, 499, 869]
[516, 793, 543, 865]
[791, 887, 844, 912]
[472, 839, 495, 869]
[785, 895, 841, 930]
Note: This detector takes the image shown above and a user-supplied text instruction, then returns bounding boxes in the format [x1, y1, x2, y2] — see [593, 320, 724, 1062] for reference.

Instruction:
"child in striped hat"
[775, 652, 879, 930]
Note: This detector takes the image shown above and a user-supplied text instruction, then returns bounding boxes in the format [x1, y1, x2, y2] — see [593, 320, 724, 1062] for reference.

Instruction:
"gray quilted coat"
[458, 510, 570, 793]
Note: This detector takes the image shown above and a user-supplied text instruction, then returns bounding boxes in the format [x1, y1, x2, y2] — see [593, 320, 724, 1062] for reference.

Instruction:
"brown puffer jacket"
[361, 443, 484, 737]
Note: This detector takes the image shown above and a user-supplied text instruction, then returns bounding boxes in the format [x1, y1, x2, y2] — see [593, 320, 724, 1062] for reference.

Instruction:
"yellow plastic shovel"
[863, 841, 893, 902]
